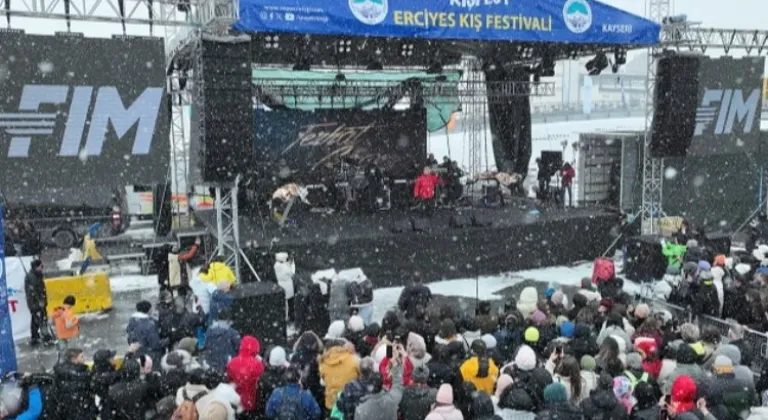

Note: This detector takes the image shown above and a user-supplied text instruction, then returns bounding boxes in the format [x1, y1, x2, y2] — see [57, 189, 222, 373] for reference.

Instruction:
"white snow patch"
[121, 227, 157, 241]
[109, 274, 157, 293]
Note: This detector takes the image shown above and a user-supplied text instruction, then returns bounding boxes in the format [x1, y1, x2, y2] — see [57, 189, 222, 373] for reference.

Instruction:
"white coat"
[274, 254, 296, 300]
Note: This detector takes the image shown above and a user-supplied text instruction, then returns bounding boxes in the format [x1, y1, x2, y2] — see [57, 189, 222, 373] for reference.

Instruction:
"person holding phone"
[354, 344, 407, 420]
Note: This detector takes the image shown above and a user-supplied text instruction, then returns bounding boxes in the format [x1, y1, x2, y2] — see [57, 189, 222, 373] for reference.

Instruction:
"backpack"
[276, 388, 304, 420]
[592, 257, 615, 284]
[171, 389, 207, 420]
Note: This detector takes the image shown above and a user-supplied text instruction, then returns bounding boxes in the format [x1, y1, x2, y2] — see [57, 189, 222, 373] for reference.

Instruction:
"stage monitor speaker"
[540, 151, 563, 177]
[624, 236, 667, 282]
[391, 219, 413, 233]
[230, 282, 287, 347]
[153, 183, 172, 237]
[240, 249, 278, 284]
[450, 214, 473, 228]
[706, 232, 731, 256]
[411, 217, 431, 232]
[472, 214, 494, 227]
[650, 55, 701, 158]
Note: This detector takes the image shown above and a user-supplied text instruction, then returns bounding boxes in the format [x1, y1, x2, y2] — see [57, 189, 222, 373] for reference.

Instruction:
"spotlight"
[540, 53, 555, 77]
[337, 39, 351, 54]
[585, 52, 609, 76]
[401, 43, 414, 57]
[614, 48, 627, 66]
[264, 35, 279, 49]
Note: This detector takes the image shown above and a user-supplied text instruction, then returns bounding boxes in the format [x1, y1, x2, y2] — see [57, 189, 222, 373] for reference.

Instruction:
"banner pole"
[0, 205, 18, 375]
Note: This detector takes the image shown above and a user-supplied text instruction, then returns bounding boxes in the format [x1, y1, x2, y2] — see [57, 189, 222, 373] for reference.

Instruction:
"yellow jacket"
[318, 346, 360, 409]
[200, 262, 236, 285]
[460, 356, 499, 395]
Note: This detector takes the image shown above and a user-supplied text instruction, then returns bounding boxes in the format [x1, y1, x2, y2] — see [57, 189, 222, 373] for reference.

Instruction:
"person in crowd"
[630, 381, 660, 420]
[577, 277, 602, 303]
[106, 357, 161, 420]
[175, 368, 243, 419]
[24, 259, 53, 347]
[397, 271, 432, 319]
[291, 331, 325, 409]
[426, 342, 460, 389]
[227, 335, 265, 417]
[709, 355, 755, 418]
[725, 324, 753, 369]
[723, 274, 748, 321]
[569, 324, 599, 361]
[460, 339, 499, 395]
[6, 373, 53, 420]
[345, 315, 367, 352]
[255, 346, 288, 419]
[156, 291, 175, 351]
[399, 365, 436, 420]
[296, 283, 331, 337]
[535, 382, 583, 420]
[127, 300, 165, 365]
[169, 295, 204, 348]
[208, 280, 234, 329]
[159, 351, 190, 396]
[328, 274, 351, 323]
[544, 353, 591, 405]
[596, 336, 624, 377]
[613, 376, 637, 414]
[469, 391, 501, 420]
[425, 384, 464, 420]
[167, 237, 200, 298]
[274, 252, 297, 323]
[53, 348, 96, 420]
[632, 317, 664, 351]
[199, 255, 236, 285]
[661, 235, 687, 271]
[660, 344, 704, 395]
[579, 373, 627, 419]
[266, 365, 323, 420]
[413, 166, 442, 217]
[319, 340, 360, 411]
[679, 323, 705, 359]
[475, 301, 497, 335]
[597, 313, 631, 349]
[665, 375, 715, 420]
[52, 295, 79, 348]
[699, 326, 720, 363]
[498, 345, 553, 416]
[335, 356, 377, 420]
[693, 268, 720, 318]
[633, 339, 662, 382]
[495, 313, 524, 363]
[348, 271, 375, 326]
[204, 309, 242, 372]
[711, 343, 754, 391]
[91, 348, 120, 418]
[355, 347, 406, 420]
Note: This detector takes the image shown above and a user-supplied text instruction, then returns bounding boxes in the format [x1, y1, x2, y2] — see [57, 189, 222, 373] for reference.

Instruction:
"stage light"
[401, 43, 414, 57]
[614, 48, 627, 65]
[264, 35, 279, 49]
[662, 14, 687, 24]
[585, 52, 609, 76]
[338, 39, 351, 54]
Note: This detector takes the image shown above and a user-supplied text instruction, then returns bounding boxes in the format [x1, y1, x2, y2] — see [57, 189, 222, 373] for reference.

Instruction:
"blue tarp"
[235, 0, 660, 46]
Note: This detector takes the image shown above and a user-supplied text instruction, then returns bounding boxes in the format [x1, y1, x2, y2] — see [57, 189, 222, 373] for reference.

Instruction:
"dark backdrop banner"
[484, 66, 532, 176]
[0, 33, 169, 203]
[253, 108, 426, 178]
[688, 56, 765, 156]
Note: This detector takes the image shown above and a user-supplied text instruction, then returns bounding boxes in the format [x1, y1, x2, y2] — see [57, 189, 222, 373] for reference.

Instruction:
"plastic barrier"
[45, 273, 113, 316]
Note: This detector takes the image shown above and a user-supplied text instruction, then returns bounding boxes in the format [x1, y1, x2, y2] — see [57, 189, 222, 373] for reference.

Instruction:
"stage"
[194, 204, 619, 288]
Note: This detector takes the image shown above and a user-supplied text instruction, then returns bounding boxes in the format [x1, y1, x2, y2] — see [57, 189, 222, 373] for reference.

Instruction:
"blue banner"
[235, 0, 660, 46]
[0, 205, 18, 375]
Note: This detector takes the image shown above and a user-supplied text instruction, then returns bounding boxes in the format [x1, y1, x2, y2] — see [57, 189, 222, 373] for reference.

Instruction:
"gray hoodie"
[354, 365, 404, 420]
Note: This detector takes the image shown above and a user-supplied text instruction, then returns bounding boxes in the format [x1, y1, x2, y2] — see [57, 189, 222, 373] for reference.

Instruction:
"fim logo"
[0, 84, 164, 158]
[694, 88, 761, 136]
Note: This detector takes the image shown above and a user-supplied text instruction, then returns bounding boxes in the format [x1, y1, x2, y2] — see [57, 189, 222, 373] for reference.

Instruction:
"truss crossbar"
[662, 25, 768, 54]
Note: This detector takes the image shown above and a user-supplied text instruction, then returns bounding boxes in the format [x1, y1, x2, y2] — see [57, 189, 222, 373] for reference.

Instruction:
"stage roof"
[235, 0, 660, 46]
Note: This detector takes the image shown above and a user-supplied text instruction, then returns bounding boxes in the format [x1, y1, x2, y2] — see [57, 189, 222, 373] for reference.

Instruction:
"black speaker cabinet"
[153, 183, 172, 237]
[651, 55, 702, 158]
[706, 232, 731, 256]
[230, 281, 287, 347]
[625, 236, 667, 282]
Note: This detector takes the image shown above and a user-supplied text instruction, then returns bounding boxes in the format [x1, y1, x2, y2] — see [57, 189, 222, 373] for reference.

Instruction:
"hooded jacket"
[204, 320, 242, 372]
[660, 346, 705, 395]
[460, 356, 499, 395]
[399, 384, 437, 420]
[274, 254, 296, 300]
[579, 387, 628, 420]
[126, 312, 162, 362]
[54, 360, 97, 420]
[227, 335, 265, 412]
[319, 346, 360, 409]
[200, 261, 236, 285]
[24, 269, 47, 310]
[354, 365, 405, 420]
[168, 244, 198, 288]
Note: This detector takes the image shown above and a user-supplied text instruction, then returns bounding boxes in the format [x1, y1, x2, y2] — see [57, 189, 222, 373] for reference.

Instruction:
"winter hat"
[699, 270, 714, 282]
[551, 291, 564, 306]
[626, 352, 643, 370]
[530, 310, 548, 327]
[670, 376, 697, 413]
[714, 254, 727, 267]
[136, 300, 152, 314]
[481, 334, 497, 350]
[634, 382, 658, 408]
[165, 351, 186, 370]
[439, 319, 457, 338]
[714, 344, 742, 366]
[735, 263, 752, 276]
[201, 401, 229, 420]
[495, 374, 514, 398]
[581, 277, 593, 289]
[436, 384, 454, 405]
[679, 323, 700, 342]
[581, 355, 597, 371]
[160, 290, 173, 303]
[713, 355, 734, 373]
[560, 321, 576, 338]
[524, 327, 540, 343]
[555, 316, 569, 328]
[514, 345, 537, 371]
[686, 239, 699, 249]
[411, 365, 430, 384]
[613, 376, 637, 412]
[177, 337, 198, 355]
[407, 332, 428, 354]
[543, 383, 568, 403]
[545, 288, 556, 298]
[698, 260, 711, 271]
[347, 315, 365, 333]
[269, 346, 288, 368]
[634, 303, 651, 320]
[634, 338, 658, 359]
[326, 320, 346, 339]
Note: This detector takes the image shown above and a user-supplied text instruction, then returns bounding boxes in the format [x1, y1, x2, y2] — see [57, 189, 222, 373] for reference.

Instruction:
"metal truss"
[640, 0, 671, 235]
[215, 176, 241, 281]
[661, 25, 768, 54]
[167, 65, 191, 221]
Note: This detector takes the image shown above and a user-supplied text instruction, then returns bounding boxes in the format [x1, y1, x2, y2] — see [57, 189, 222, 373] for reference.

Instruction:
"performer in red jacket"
[413, 167, 442, 216]
[560, 162, 576, 207]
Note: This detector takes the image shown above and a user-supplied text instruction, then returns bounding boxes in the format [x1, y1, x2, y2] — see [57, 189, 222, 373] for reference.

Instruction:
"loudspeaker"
[651, 55, 701, 158]
[472, 214, 494, 227]
[230, 282, 287, 347]
[153, 183, 172, 237]
[450, 214, 473, 228]
[624, 236, 667, 282]
[391, 219, 413, 233]
[540, 151, 563, 177]
[411, 217, 431, 232]
[706, 232, 731, 256]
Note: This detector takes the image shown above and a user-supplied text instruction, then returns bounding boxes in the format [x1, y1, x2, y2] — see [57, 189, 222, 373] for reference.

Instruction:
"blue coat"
[126, 313, 164, 361]
[207, 290, 234, 327]
[203, 321, 241, 371]
[266, 384, 322, 420]
[11, 387, 42, 420]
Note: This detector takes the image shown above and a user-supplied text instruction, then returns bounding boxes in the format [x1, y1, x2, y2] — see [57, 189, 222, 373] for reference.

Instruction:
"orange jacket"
[52, 305, 79, 340]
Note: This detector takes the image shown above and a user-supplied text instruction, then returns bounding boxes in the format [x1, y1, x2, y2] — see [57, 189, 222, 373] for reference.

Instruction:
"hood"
[321, 346, 353, 366]
[471, 391, 496, 418]
[590, 389, 621, 411]
[239, 335, 261, 357]
[161, 350, 193, 372]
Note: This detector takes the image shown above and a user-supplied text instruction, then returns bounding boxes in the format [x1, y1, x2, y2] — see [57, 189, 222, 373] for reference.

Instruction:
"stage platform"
[193, 206, 619, 288]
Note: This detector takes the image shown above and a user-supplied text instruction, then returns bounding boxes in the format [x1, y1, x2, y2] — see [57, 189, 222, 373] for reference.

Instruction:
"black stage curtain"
[484, 66, 532, 177]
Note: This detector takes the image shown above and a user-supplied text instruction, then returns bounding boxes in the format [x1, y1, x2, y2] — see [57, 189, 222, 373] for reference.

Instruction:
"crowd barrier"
[45, 272, 113, 316]
[638, 296, 768, 374]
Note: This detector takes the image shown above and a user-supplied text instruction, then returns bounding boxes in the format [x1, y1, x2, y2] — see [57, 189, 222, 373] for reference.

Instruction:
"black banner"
[484, 66, 532, 176]
[253, 108, 427, 179]
[0, 33, 169, 203]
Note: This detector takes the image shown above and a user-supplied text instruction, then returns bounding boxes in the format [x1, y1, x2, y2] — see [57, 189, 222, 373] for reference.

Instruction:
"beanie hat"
[481, 334, 497, 350]
[347, 315, 365, 333]
[177, 337, 198, 355]
[551, 291, 564, 306]
[530, 310, 548, 327]
[581, 277, 593, 289]
[514, 345, 537, 371]
[545, 288, 556, 298]
[495, 374, 514, 398]
[713, 355, 733, 369]
[524, 327, 540, 343]
[555, 316, 569, 328]
[626, 352, 643, 370]
[679, 323, 700, 342]
[634, 303, 651, 319]
[269, 346, 288, 368]
[714, 344, 742, 366]
[698, 260, 711, 271]
[325, 320, 346, 339]
[543, 383, 568, 403]
[560, 321, 576, 338]
[436, 384, 454, 405]
[136, 300, 152, 314]
[581, 355, 597, 371]
[411, 365, 429, 384]
[202, 401, 229, 420]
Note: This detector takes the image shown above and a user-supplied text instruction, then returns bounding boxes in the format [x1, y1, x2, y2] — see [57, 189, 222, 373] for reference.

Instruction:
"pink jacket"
[425, 406, 465, 420]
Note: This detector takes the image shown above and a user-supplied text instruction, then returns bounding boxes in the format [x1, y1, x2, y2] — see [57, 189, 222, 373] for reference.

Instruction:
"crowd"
[6, 232, 768, 420]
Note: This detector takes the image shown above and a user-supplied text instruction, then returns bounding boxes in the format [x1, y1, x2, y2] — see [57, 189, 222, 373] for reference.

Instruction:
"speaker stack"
[230, 281, 287, 347]
[624, 236, 667, 282]
[650, 55, 702, 158]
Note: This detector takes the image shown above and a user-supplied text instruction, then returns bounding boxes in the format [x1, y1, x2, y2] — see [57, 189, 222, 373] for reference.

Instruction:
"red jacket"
[379, 356, 413, 390]
[413, 174, 441, 200]
[561, 166, 575, 186]
[227, 335, 265, 412]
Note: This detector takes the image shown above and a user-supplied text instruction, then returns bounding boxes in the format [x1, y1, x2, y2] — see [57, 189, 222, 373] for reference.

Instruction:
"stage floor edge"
[194, 206, 619, 288]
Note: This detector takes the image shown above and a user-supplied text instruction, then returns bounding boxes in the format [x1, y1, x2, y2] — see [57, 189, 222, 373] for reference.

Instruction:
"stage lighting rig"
[662, 14, 687, 24]
[338, 39, 352, 54]
[586, 52, 609, 75]
[540, 53, 556, 77]
[401, 43, 414, 57]
[264, 35, 279, 49]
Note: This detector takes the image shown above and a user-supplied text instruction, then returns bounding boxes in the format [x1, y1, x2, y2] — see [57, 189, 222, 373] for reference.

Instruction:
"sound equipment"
[411, 217, 431, 232]
[391, 219, 413, 233]
[230, 281, 287, 347]
[706, 232, 731, 256]
[651, 55, 701, 158]
[624, 236, 667, 282]
[450, 214, 473, 228]
[198, 39, 253, 183]
[472, 214, 494, 227]
[153, 183, 172, 237]
[540, 151, 564, 177]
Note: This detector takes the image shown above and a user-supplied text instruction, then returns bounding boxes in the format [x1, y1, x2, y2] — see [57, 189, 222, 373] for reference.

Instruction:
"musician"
[560, 162, 576, 207]
[270, 183, 310, 225]
[426, 153, 439, 168]
[413, 166, 442, 216]
[443, 160, 464, 205]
